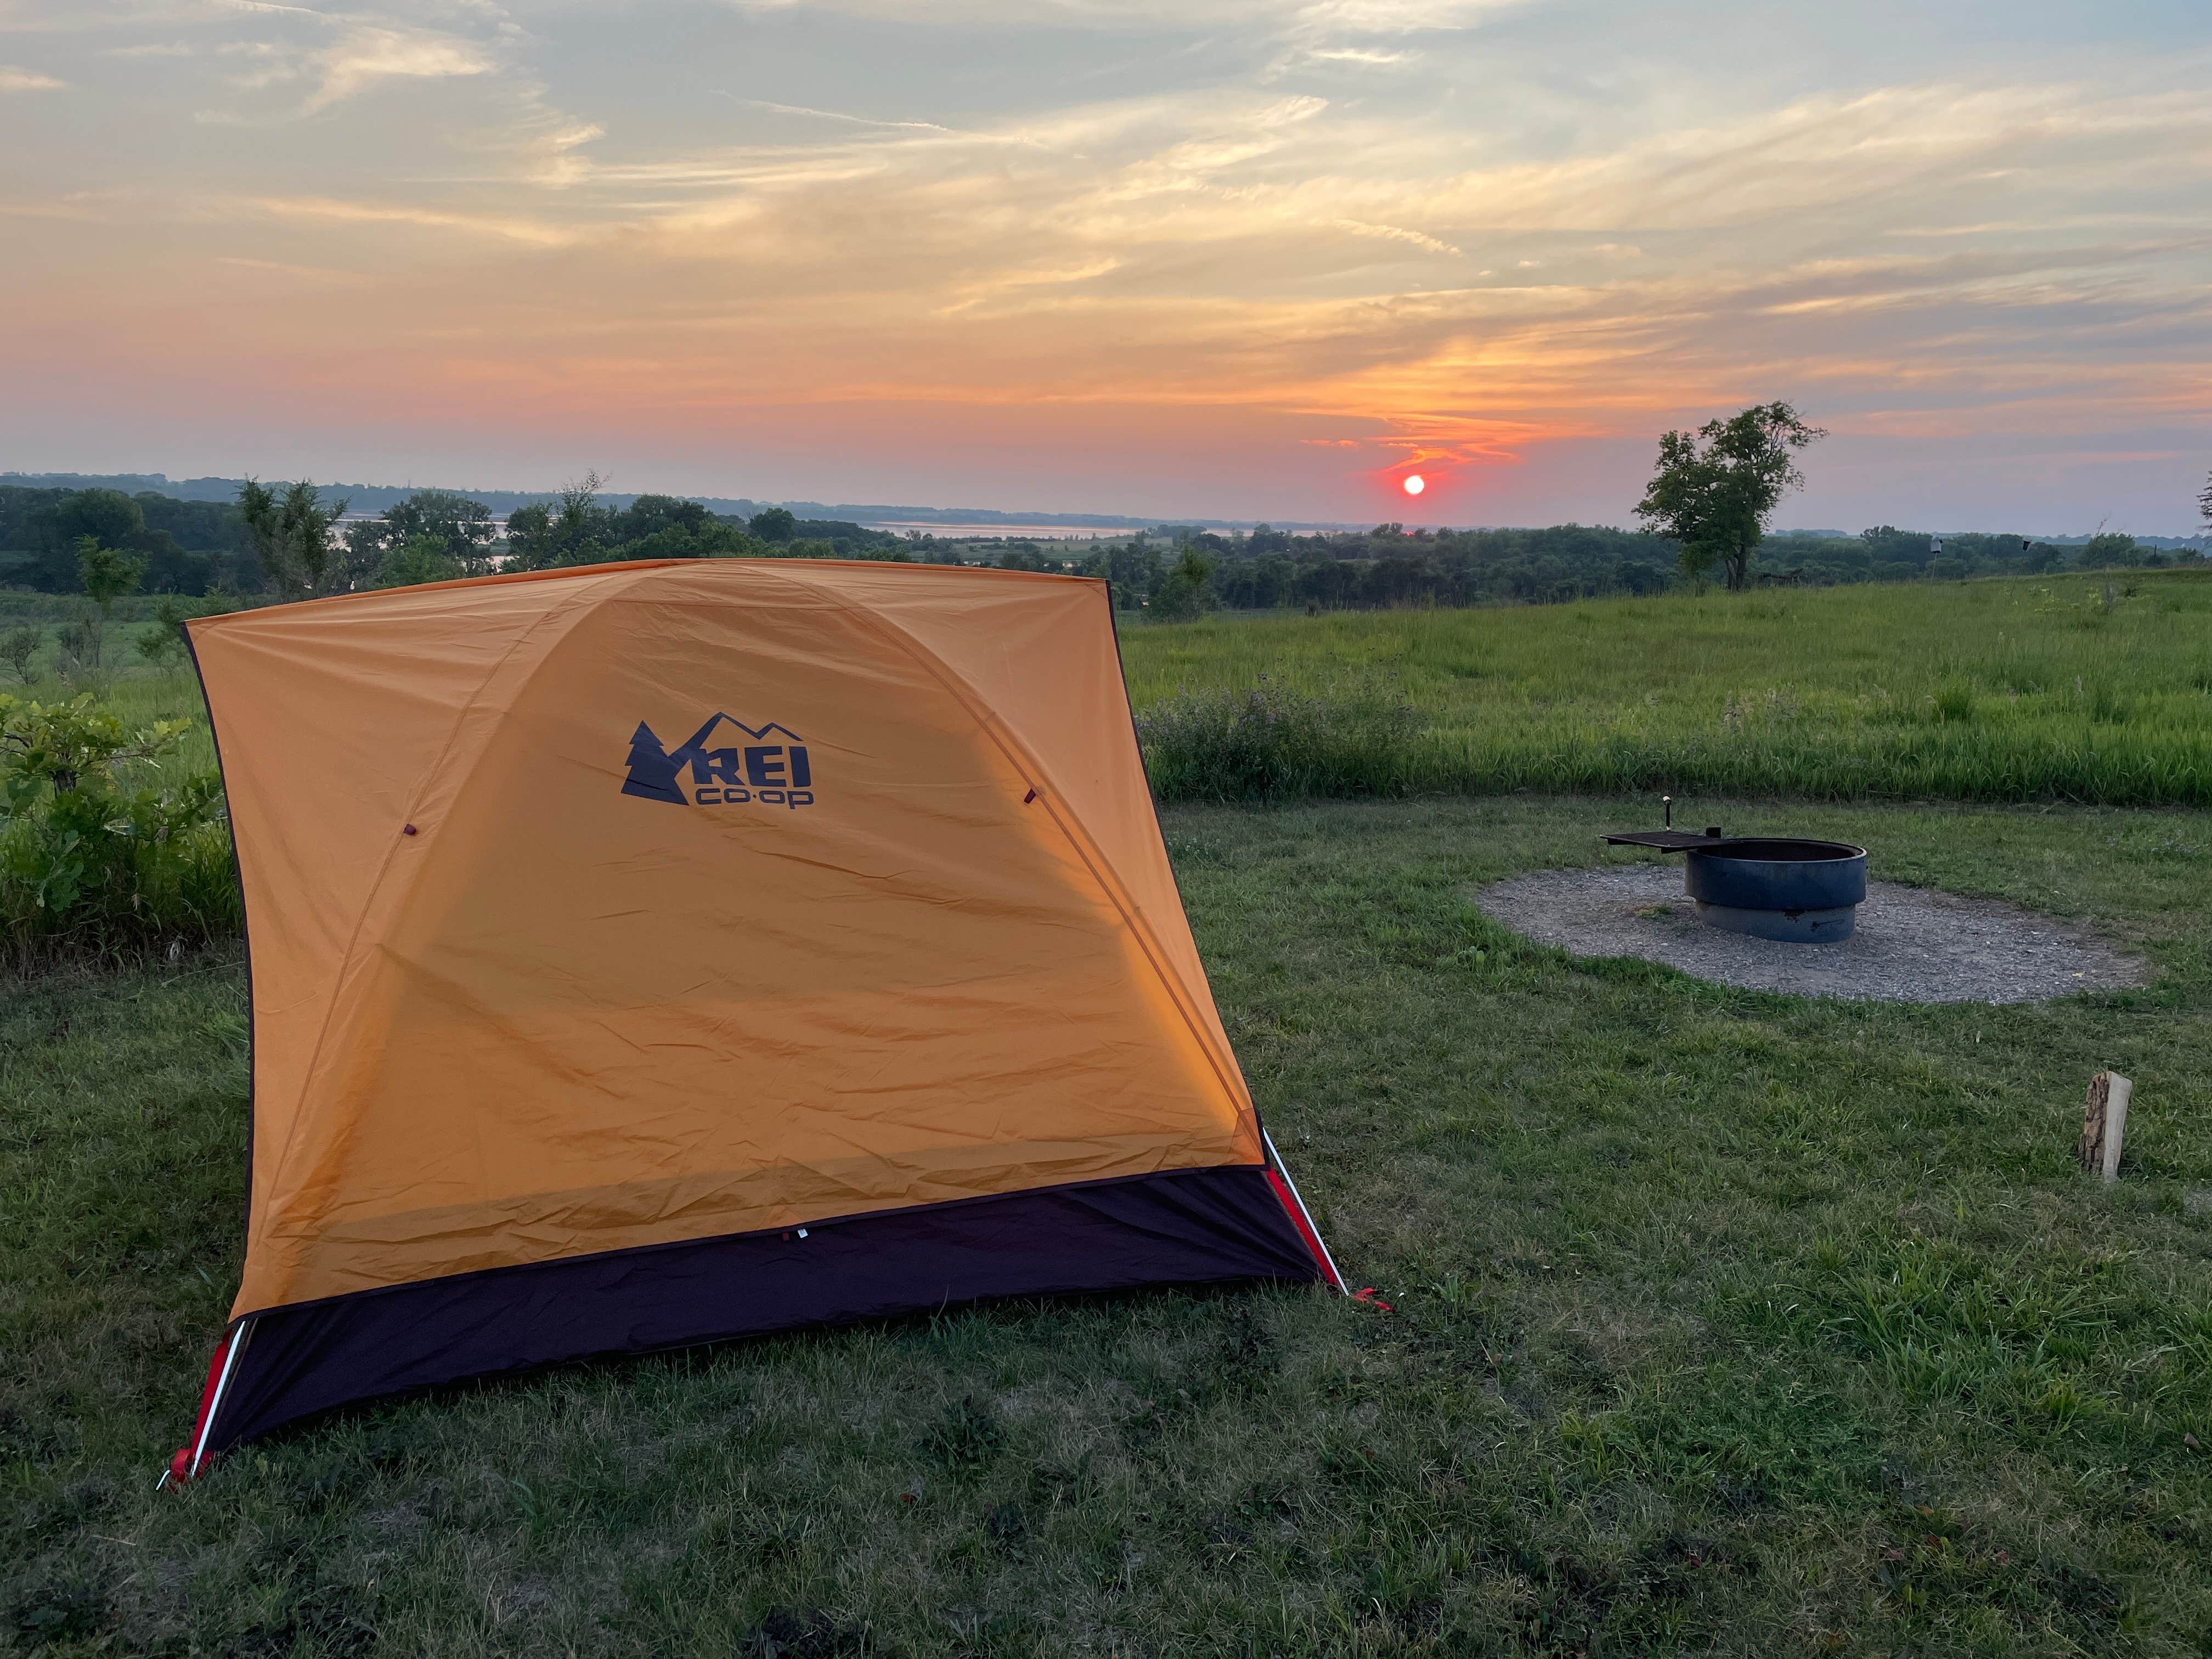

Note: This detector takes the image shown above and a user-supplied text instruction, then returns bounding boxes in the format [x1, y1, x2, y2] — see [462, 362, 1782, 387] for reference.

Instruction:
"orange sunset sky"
[3, 1, 2209, 528]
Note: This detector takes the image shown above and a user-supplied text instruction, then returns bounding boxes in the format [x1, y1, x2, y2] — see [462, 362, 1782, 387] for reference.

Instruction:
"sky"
[2, 1, 2209, 531]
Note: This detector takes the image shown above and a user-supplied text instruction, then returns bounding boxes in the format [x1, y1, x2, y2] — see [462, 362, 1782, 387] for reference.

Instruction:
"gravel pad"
[1472, 864, 2146, 1004]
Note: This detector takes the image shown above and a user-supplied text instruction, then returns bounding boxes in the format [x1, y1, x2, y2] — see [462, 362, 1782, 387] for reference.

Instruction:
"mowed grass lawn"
[1123, 569, 2212, 805]
[7, 797, 2211, 1656]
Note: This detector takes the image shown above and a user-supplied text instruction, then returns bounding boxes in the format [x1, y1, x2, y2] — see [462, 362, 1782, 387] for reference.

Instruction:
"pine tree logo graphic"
[620, 721, 689, 804]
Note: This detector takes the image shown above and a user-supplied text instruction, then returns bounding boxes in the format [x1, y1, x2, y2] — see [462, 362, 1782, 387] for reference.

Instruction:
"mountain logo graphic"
[623, 713, 815, 809]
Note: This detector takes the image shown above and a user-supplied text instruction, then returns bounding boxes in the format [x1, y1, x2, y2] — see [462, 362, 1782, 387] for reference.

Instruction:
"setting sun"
[1402, 475, 1426, 496]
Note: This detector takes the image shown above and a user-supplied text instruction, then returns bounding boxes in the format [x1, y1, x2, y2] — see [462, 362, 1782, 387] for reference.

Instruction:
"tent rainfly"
[169, 558, 1340, 1479]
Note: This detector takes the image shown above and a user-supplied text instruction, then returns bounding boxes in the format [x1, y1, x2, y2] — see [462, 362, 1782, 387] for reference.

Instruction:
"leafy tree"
[345, 492, 498, 580]
[137, 531, 213, 596]
[237, 478, 351, 600]
[506, 473, 620, 571]
[72, 535, 145, 672]
[374, 534, 466, 589]
[1636, 402, 1824, 590]
[1105, 540, 1149, 604]
[2079, 531, 2140, 569]
[623, 521, 763, 561]
[501, 503, 556, 568]
[620, 494, 712, 541]
[53, 488, 144, 552]
[1, 627, 41, 685]
[750, 506, 797, 544]
[387, 489, 498, 556]
[1148, 546, 1216, 622]
[78, 535, 144, 613]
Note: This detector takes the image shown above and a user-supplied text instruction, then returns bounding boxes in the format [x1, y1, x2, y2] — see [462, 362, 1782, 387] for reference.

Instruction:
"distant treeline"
[1, 481, 2202, 612]
[1093, 521, 2205, 612]
[0, 483, 905, 596]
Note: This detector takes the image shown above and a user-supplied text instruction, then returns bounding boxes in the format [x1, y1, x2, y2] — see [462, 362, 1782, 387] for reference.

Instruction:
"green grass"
[1122, 570, 2212, 805]
[14, 565, 2212, 812]
[8, 797, 2211, 1655]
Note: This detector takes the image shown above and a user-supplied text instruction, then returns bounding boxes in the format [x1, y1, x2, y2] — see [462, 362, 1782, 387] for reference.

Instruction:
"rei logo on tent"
[622, 712, 816, 809]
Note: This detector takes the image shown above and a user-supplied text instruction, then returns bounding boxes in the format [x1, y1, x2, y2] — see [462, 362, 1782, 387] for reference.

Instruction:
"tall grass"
[1136, 678, 1421, 802]
[19, 567, 2212, 815]
[1124, 569, 2212, 805]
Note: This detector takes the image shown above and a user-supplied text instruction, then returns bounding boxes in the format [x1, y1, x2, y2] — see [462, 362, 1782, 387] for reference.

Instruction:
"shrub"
[0, 625, 40, 685]
[0, 695, 240, 965]
[136, 594, 238, 668]
[1136, 678, 1424, 802]
[1148, 548, 1216, 622]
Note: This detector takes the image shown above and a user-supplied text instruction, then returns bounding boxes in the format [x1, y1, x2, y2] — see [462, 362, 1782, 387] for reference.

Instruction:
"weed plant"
[0, 695, 239, 967]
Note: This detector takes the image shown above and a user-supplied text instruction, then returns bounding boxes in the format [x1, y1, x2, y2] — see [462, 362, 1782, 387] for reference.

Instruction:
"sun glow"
[1402, 474, 1425, 495]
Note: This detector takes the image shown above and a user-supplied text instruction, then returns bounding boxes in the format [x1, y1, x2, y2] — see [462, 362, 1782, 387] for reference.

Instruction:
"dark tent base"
[194, 1164, 1326, 1458]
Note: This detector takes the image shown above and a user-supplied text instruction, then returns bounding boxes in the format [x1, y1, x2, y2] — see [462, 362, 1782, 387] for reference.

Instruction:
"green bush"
[0, 695, 240, 964]
[1136, 678, 1424, 802]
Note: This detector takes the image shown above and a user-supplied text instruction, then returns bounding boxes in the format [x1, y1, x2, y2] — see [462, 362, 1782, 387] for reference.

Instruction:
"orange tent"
[172, 559, 1338, 1474]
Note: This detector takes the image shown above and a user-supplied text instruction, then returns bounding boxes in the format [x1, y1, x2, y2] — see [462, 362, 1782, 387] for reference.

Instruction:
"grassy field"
[10, 567, 2212, 811]
[7, 797, 2211, 1656]
[1124, 570, 2212, 805]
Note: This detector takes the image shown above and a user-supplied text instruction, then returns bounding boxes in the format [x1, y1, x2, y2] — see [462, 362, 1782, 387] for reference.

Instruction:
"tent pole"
[186, 1317, 253, 1480]
[1262, 1128, 1345, 1293]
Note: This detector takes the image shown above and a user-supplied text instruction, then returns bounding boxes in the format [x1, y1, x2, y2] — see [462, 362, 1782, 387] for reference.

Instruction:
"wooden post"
[2077, 1072, 2132, 1184]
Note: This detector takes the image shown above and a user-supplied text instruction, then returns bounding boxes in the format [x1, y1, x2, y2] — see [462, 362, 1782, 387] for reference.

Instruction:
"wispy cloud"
[0, 64, 65, 90]
[1304, 47, 1415, 64]
[303, 25, 495, 114]
[735, 98, 962, 136]
[1333, 218, 1461, 256]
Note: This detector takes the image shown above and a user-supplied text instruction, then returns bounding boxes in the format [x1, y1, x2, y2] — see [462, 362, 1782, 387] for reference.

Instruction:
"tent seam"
[736, 561, 1257, 1132]
[253, 572, 632, 1240]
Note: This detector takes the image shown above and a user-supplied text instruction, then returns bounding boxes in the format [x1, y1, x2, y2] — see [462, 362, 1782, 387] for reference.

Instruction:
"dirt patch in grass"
[1472, 862, 2147, 1003]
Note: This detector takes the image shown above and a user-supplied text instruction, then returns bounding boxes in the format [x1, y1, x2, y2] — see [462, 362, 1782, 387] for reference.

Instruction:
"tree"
[2079, 531, 2138, 569]
[1148, 546, 1216, 621]
[0, 625, 41, 685]
[1635, 402, 1824, 590]
[71, 534, 145, 672]
[505, 474, 618, 571]
[750, 506, 797, 544]
[385, 489, 498, 558]
[342, 490, 498, 584]
[2198, 467, 2211, 545]
[54, 488, 144, 551]
[373, 534, 465, 589]
[237, 478, 351, 600]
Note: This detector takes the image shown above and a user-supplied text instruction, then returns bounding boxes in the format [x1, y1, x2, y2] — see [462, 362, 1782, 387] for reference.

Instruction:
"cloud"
[1304, 47, 1414, 65]
[0, 65, 65, 91]
[1333, 218, 1461, 256]
[737, 98, 961, 136]
[303, 25, 495, 114]
[240, 193, 576, 246]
